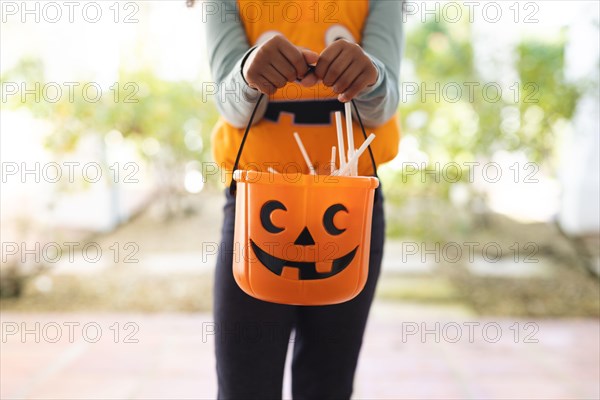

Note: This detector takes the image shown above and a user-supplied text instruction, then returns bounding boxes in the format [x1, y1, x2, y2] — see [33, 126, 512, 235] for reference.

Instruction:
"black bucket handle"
[229, 93, 378, 195]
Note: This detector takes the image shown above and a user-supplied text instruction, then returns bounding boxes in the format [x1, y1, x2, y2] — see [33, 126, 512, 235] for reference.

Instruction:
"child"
[202, 1, 403, 397]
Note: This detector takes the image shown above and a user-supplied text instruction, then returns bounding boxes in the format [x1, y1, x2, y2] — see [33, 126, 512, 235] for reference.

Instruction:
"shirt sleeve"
[205, 0, 268, 128]
[354, 0, 404, 127]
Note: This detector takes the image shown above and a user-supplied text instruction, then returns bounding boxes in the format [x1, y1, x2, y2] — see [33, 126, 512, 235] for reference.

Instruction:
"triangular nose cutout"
[294, 227, 315, 246]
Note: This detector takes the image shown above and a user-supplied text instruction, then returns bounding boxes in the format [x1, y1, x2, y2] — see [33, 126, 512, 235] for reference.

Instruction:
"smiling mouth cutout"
[250, 240, 358, 280]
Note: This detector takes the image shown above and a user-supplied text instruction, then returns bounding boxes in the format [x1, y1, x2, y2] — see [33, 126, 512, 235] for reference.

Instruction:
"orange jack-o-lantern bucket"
[229, 94, 379, 305]
[233, 171, 379, 305]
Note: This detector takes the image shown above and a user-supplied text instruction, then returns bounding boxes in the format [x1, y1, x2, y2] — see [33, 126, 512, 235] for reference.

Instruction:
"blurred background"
[1, 1, 599, 399]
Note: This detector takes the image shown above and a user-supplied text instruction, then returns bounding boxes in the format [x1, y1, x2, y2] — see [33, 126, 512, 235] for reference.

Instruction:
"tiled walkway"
[1, 303, 598, 399]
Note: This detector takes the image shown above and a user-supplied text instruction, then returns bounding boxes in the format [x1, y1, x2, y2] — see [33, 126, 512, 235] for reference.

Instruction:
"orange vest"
[211, 0, 400, 179]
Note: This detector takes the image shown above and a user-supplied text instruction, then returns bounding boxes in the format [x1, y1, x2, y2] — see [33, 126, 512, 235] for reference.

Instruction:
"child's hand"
[243, 35, 319, 95]
[314, 40, 378, 103]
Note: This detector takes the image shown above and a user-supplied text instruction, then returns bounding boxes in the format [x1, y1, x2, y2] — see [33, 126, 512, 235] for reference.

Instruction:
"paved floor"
[1, 302, 598, 400]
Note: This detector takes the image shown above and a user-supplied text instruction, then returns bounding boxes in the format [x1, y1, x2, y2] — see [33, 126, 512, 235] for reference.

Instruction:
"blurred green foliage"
[383, 15, 581, 239]
[516, 39, 579, 162]
[2, 57, 219, 179]
[399, 18, 579, 164]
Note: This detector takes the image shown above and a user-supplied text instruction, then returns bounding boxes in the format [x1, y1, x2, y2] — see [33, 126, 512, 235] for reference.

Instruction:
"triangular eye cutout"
[294, 227, 315, 246]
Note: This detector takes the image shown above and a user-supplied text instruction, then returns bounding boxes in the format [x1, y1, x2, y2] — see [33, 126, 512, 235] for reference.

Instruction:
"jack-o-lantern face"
[232, 171, 378, 305]
[250, 200, 358, 280]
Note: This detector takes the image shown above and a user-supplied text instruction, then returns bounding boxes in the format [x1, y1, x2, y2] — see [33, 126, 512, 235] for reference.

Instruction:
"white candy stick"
[348, 148, 358, 176]
[293, 132, 316, 175]
[330, 146, 337, 175]
[334, 112, 346, 169]
[354, 148, 359, 176]
[344, 102, 355, 162]
[337, 134, 376, 176]
[346, 148, 358, 176]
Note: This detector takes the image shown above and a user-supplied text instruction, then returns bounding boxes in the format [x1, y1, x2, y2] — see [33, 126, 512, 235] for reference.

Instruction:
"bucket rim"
[233, 170, 379, 189]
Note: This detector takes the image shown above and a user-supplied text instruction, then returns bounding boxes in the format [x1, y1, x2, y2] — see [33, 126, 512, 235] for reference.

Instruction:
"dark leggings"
[213, 187, 385, 400]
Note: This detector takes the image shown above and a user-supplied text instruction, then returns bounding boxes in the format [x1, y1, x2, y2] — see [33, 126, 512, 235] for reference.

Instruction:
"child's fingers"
[339, 71, 373, 102]
[322, 54, 353, 88]
[331, 62, 363, 95]
[277, 41, 311, 78]
[300, 48, 319, 67]
[263, 65, 289, 89]
[314, 43, 344, 80]
[256, 76, 278, 95]
[270, 54, 297, 82]
[244, 36, 321, 94]
[298, 73, 319, 87]
[246, 64, 283, 94]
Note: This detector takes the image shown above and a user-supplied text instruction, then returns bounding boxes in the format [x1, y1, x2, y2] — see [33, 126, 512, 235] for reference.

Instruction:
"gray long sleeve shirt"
[205, 0, 403, 128]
